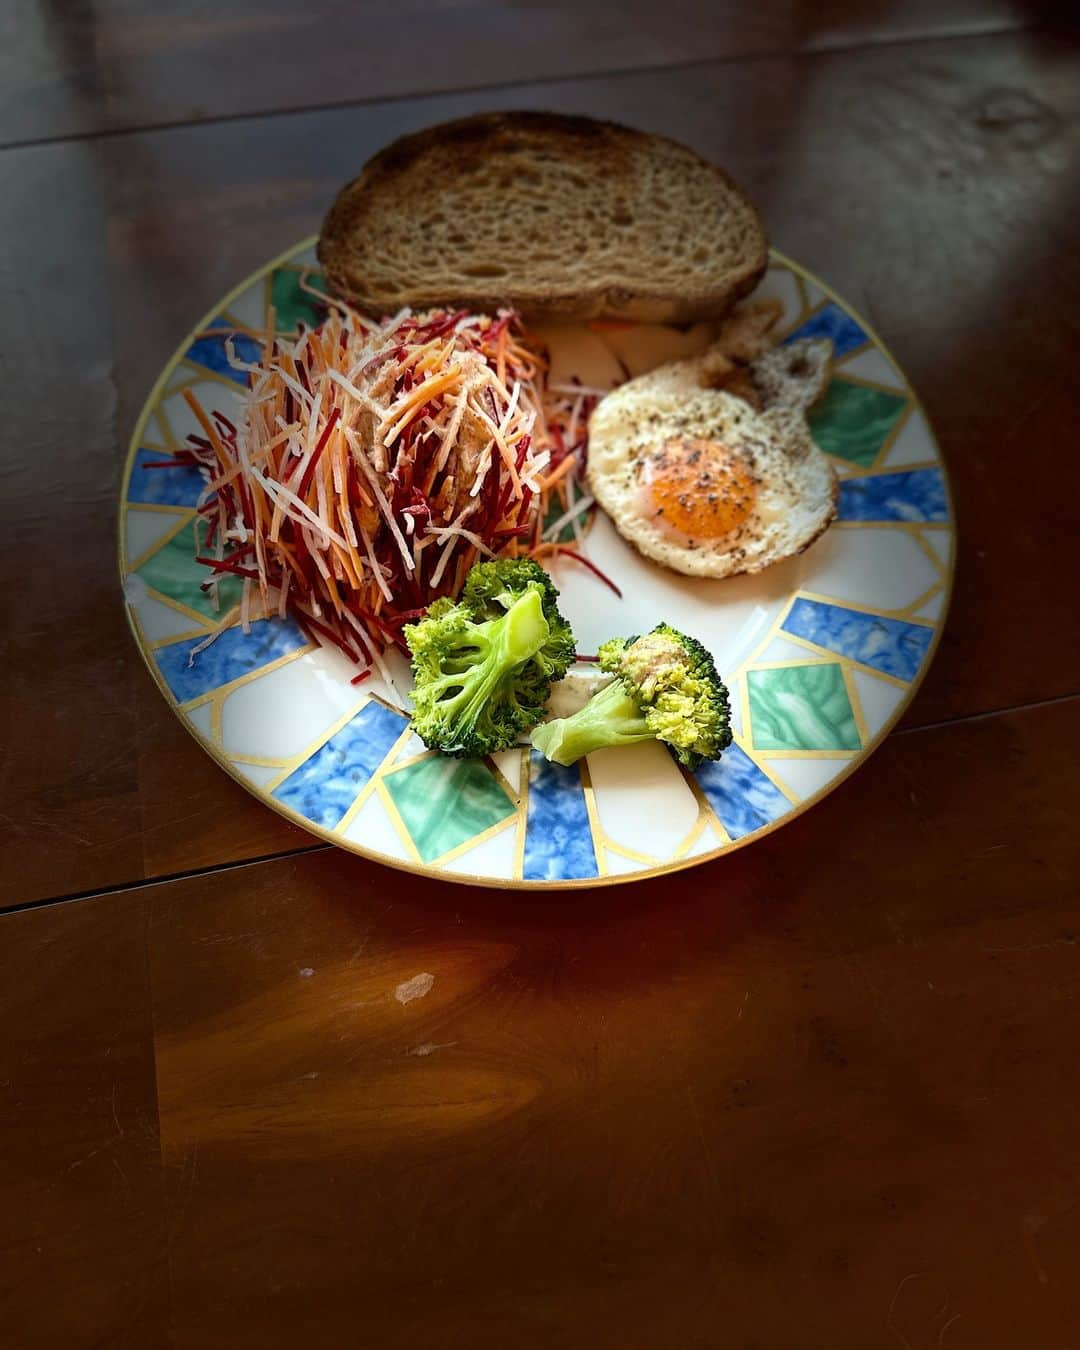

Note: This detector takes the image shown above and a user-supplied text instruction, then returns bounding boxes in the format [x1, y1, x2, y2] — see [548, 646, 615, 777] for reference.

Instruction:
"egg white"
[586, 355, 837, 579]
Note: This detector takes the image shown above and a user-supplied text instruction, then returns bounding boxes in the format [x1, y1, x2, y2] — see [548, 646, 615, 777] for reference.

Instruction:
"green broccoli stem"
[445, 588, 550, 738]
[499, 587, 549, 665]
[531, 678, 653, 766]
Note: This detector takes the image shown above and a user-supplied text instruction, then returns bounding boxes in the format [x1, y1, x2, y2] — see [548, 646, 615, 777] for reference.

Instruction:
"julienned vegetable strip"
[531, 543, 624, 598]
[180, 301, 603, 672]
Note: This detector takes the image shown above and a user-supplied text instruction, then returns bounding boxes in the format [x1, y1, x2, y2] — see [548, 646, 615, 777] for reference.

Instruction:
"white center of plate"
[546, 513, 801, 674]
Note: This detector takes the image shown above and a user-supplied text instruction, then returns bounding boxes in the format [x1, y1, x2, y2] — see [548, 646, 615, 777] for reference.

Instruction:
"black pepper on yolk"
[639, 437, 756, 539]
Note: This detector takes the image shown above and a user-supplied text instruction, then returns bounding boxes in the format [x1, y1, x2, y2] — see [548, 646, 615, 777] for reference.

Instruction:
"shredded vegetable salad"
[148, 292, 619, 676]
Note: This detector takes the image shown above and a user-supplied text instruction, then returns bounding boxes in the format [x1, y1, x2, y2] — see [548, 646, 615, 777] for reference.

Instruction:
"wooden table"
[3, 5, 1079, 1346]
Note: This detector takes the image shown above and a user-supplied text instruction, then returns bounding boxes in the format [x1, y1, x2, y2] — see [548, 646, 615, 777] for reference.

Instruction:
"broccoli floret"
[405, 558, 574, 758]
[530, 622, 732, 769]
[462, 558, 577, 679]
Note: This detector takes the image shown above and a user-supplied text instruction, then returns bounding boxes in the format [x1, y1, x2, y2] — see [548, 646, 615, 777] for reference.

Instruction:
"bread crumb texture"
[318, 112, 767, 322]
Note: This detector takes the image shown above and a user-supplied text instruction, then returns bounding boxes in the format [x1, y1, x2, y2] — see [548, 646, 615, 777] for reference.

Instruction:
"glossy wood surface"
[3, 5, 1079, 1345]
[2, 0, 1027, 146]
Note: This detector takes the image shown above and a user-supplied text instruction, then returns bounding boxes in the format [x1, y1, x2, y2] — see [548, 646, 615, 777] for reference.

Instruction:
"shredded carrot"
[262, 306, 276, 363]
[182, 303, 599, 674]
[182, 389, 232, 474]
[379, 364, 463, 442]
[539, 454, 578, 492]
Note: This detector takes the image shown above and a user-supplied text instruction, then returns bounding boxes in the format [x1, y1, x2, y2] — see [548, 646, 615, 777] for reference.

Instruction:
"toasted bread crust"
[318, 112, 767, 322]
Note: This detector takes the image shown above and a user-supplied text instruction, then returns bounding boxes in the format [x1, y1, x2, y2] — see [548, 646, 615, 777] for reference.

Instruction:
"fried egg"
[586, 341, 837, 579]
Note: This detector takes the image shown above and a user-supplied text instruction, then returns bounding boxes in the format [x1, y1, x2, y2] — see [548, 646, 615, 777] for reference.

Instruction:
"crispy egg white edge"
[586, 385, 838, 580]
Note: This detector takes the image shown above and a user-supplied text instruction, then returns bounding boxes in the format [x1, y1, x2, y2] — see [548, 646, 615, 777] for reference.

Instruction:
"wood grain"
[138, 698, 1079, 1347]
[0, 143, 146, 906]
[135, 676, 310, 879]
[0, 0, 1031, 147]
[0, 893, 168, 1350]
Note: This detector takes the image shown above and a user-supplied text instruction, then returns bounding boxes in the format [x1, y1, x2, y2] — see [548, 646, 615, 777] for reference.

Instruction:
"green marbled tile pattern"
[807, 378, 908, 467]
[384, 755, 515, 863]
[271, 266, 328, 333]
[748, 663, 860, 752]
[136, 517, 241, 619]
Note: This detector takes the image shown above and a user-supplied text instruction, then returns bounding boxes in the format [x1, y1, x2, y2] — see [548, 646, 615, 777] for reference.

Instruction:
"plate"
[120, 238, 953, 888]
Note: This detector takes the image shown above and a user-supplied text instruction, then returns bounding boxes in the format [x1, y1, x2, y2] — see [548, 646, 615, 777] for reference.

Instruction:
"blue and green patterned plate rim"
[118, 237, 954, 889]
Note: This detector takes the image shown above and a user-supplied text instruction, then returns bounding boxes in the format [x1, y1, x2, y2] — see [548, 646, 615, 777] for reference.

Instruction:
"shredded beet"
[194, 555, 260, 580]
[183, 303, 607, 675]
[554, 548, 623, 598]
[297, 405, 341, 498]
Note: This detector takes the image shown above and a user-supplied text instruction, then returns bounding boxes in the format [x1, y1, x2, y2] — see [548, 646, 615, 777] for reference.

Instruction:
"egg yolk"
[640, 437, 756, 539]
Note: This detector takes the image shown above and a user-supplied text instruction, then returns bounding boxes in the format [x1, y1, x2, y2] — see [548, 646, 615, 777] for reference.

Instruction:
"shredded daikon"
[183, 302, 599, 675]
[544, 492, 596, 543]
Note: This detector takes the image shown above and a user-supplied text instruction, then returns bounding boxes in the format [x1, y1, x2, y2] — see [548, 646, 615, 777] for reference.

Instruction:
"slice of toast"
[318, 112, 767, 323]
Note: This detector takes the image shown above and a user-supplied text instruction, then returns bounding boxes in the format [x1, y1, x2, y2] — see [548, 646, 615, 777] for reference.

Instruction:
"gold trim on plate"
[118, 238, 956, 889]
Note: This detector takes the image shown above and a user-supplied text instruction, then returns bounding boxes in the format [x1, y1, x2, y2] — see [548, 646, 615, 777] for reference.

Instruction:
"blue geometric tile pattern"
[838, 467, 947, 523]
[128, 448, 208, 507]
[523, 752, 598, 882]
[272, 700, 405, 830]
[783, 598, 932, 682]
[154, 617, 308, 703]
[695, 744, 790, 841]
[185, 316, 262, 384]
[784, 302, 868, 358]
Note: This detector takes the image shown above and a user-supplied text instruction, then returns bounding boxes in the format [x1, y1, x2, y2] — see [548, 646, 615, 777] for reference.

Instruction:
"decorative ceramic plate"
[120, 238, 953, 888]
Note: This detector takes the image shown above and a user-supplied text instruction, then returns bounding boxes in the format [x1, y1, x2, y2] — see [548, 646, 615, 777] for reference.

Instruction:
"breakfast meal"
[174, 111, 839, 770]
